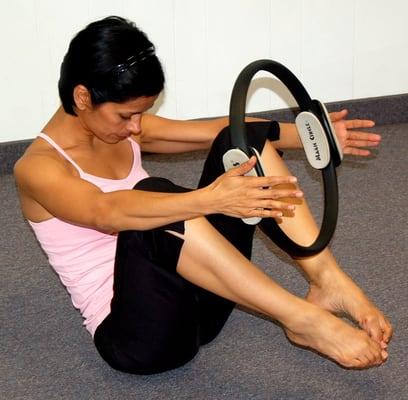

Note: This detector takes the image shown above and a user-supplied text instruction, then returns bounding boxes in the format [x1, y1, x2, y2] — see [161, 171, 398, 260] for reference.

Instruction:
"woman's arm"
[139, 114, 269, 153]
[139, 110, 381, 156]
[138, 114, 228, 153]
[14, 153, 301, 233]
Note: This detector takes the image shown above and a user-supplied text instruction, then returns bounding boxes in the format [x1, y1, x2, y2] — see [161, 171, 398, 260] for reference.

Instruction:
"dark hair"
[58, 16, 165, 115]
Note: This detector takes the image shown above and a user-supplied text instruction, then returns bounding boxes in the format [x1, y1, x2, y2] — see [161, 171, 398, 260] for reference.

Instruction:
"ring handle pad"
[295, 111, 331, 169]
[222, 147, 265, 225]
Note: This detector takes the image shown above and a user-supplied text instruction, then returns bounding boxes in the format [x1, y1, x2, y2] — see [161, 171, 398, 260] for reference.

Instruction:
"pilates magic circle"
[223, 59, 343, 257]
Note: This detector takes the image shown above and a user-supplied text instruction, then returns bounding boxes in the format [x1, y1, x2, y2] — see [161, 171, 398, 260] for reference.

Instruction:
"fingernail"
[289, 177, 297, 183]
[295, 191, 303, 197]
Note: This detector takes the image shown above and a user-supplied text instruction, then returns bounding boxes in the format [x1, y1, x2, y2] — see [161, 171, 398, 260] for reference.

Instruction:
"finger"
[330, 109, 348, 122]
[225, 156, 257, 177]
[344, 119, 375, 129]
[253, 188, 303, 200]
[346, 131, 382, 143]
[345, 138, 381, 148]
[259, 199, 298, 211]
[246, 208, 285, 219]
[343, 147, 371, 157]
[242, 207, 279, 219]
[345, 140, 381, 149]
[245, 175, 298, 188]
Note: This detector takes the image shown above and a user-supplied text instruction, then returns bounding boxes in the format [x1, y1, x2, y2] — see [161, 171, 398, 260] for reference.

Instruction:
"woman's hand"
[204, 156, 303, 219]
[330, 109, 381, 156]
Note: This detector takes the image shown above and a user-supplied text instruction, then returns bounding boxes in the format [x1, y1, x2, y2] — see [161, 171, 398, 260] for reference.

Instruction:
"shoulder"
[137, 113, 228, 153]
[14, 138, 77, 192]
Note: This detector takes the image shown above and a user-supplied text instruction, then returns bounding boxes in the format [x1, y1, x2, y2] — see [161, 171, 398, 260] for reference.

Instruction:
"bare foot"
[284, 304, 387, 369]
[306, 267, 393, 348]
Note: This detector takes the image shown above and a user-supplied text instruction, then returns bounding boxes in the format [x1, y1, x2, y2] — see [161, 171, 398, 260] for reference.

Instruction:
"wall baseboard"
[248, 93, 408, 124]
[1, 93, 407, 176]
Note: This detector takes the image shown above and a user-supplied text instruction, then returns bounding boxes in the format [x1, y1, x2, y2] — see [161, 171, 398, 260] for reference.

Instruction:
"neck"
[42, 107, 98, 148]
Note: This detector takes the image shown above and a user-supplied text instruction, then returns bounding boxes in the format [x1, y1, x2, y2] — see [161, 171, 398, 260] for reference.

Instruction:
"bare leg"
[259, 140, 393, 347]
[172, 218, 386, 369]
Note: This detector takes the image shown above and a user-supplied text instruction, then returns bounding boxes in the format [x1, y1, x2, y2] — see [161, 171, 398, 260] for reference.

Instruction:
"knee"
[260, 138, 284, 160]
[97, 338, 199, 375]
[133, 176, 190, 193]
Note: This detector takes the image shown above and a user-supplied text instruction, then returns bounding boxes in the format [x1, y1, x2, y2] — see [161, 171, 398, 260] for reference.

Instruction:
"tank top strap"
[127, 135, 140, 155]
[38, 132, 84, 174]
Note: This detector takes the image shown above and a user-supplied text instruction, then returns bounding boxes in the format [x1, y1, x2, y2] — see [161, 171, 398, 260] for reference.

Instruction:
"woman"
[14, 16, 392, 374]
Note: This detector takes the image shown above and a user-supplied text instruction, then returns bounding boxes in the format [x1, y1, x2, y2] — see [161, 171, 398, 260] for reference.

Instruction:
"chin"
[116, 134, 131, 141]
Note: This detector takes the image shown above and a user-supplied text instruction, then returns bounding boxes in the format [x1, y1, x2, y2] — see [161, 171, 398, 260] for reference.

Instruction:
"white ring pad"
[295, 112, 331, 169]
[222, 148, 264, 225]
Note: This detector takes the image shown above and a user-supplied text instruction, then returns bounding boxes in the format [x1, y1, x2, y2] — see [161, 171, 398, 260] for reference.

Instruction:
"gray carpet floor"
[1, 123, 407, 400]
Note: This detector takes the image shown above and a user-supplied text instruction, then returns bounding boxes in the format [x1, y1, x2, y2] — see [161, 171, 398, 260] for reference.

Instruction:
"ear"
[73, 85, 92, 111]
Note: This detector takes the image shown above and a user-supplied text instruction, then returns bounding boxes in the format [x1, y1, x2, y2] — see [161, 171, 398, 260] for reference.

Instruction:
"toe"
[362, 314, 383, 343]
[381, 349, 388, 362]
[361, 312, 393, 347]
[381, 317, 393, 344]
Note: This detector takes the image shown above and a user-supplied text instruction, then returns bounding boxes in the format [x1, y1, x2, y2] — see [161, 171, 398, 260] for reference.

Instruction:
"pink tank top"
[28, 133, 149, 336]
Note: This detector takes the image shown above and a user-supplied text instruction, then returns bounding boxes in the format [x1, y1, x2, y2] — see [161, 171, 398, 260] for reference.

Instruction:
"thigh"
[94, 178, 200, 375]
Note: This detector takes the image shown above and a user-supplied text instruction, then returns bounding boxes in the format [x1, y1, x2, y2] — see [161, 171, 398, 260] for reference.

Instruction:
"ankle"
[280, 298, 324, 333]
[295, 249, 342, 286]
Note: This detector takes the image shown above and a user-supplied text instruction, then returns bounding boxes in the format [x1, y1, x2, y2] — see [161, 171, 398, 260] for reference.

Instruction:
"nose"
[127, 114, 142, 134]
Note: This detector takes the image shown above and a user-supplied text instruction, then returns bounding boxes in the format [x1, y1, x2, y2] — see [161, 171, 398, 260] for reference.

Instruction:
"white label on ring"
[295, 111, 330, 169]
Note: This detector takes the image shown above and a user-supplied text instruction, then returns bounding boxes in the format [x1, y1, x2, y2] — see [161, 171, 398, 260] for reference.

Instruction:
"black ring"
[229, 59, 340, 257]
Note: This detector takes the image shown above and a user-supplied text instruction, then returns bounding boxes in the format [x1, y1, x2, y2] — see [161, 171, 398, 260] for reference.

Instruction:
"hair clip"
[112, 46, 155, 75]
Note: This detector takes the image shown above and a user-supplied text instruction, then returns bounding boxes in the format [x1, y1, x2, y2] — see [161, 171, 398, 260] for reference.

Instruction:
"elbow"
[91, 193, 150, 233]
[92, 194, 121, 233]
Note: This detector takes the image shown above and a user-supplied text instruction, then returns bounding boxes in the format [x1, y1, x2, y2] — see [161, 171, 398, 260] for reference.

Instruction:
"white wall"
[1, 0, 408, 142]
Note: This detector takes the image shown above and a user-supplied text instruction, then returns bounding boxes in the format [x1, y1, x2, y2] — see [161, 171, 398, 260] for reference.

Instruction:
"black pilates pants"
[94, 121, 280, 375]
